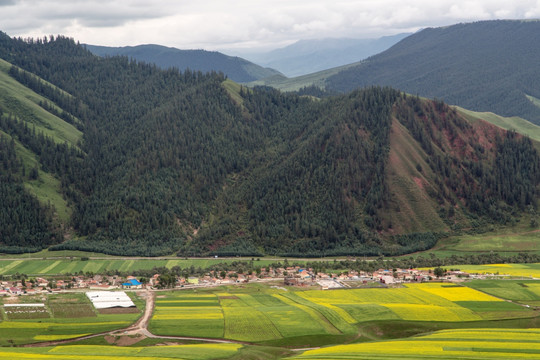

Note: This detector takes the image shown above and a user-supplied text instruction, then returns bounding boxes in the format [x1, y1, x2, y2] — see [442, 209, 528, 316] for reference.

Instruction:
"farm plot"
[3, 304, 49, 320]
[220, 294, 282, 341]
[0, 343, 244, 359]
[149, 292, 224, 338]
[290, 328, 540, 360]
[48, 293, 97, 318]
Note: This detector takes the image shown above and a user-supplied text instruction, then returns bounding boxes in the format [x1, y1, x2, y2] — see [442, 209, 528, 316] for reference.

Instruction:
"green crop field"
[0, 343, 244, 359]
[0, 257, 284, 276]
[466, 279, 540, 306]
[290, 328, 540, 359]
[148, 282, 536, 347]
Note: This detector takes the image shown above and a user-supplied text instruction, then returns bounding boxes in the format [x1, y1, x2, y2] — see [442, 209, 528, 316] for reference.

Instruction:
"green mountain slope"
[0, 57, 85, 251]
[326, 20, 540, 125]
[0, 32, 538, 257]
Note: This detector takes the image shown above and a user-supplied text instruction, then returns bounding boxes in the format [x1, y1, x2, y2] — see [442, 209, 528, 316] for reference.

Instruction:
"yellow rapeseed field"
[406, 283, 502, 302]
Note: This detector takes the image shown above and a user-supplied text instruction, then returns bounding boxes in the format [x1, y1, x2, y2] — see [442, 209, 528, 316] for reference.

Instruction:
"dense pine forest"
[0, 32, 538, 256]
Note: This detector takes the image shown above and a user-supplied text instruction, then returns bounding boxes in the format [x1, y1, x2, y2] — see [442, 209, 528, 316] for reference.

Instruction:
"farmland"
[0, 292, 143, 346]
[0, 279, 538, 359]
[290, 328, 540, 359]
[148, 282, 536, 347]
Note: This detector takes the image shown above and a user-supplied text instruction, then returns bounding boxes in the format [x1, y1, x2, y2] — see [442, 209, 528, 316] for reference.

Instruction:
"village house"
[122, 278, 143, 289]
[9, 287, 22, 295]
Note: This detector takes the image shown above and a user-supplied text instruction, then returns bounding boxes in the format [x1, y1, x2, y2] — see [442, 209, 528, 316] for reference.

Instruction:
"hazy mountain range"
[228, 33, 411, 77]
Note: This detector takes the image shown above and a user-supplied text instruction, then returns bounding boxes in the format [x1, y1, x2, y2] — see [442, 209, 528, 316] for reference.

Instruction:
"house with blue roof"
[122, 278, 142, 289]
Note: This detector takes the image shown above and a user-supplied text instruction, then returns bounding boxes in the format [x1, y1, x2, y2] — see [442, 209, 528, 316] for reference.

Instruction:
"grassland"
[148, 282, 535, 347]
[290, 328, 540, 359]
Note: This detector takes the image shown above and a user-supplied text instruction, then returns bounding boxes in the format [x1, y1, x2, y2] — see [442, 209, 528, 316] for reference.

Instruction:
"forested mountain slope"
[0, 32, 538, 256]
[85, 44, 282, 83]
[0, 57, 82, 252]
[326, 20, 540, 125]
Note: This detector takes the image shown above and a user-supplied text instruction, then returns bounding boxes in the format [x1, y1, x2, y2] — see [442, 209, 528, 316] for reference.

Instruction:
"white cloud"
[1, 0, 539, 50]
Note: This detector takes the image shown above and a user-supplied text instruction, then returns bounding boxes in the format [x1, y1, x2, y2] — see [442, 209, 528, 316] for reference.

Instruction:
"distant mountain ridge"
[236, 34, 410, 77]
[85, 44, 283, 83]
[325, 20, 540, 125]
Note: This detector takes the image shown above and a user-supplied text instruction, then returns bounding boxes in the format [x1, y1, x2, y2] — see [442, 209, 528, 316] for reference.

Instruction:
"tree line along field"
[148, 282, 538, 347]
[0, 292, 143, 346]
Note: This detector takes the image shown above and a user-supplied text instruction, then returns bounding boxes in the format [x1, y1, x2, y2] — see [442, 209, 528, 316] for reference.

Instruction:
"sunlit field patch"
[406, 283, 502, 302]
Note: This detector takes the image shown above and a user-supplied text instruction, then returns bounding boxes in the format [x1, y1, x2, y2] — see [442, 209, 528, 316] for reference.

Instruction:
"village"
[0, 266, 481, 297]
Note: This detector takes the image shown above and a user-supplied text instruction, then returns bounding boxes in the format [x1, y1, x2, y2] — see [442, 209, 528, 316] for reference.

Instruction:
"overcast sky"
[1, 0, 539, 52]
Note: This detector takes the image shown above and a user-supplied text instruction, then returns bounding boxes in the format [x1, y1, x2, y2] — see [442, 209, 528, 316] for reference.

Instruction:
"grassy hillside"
[0, 58, 82, 146]
[456, 106, 540, 144]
